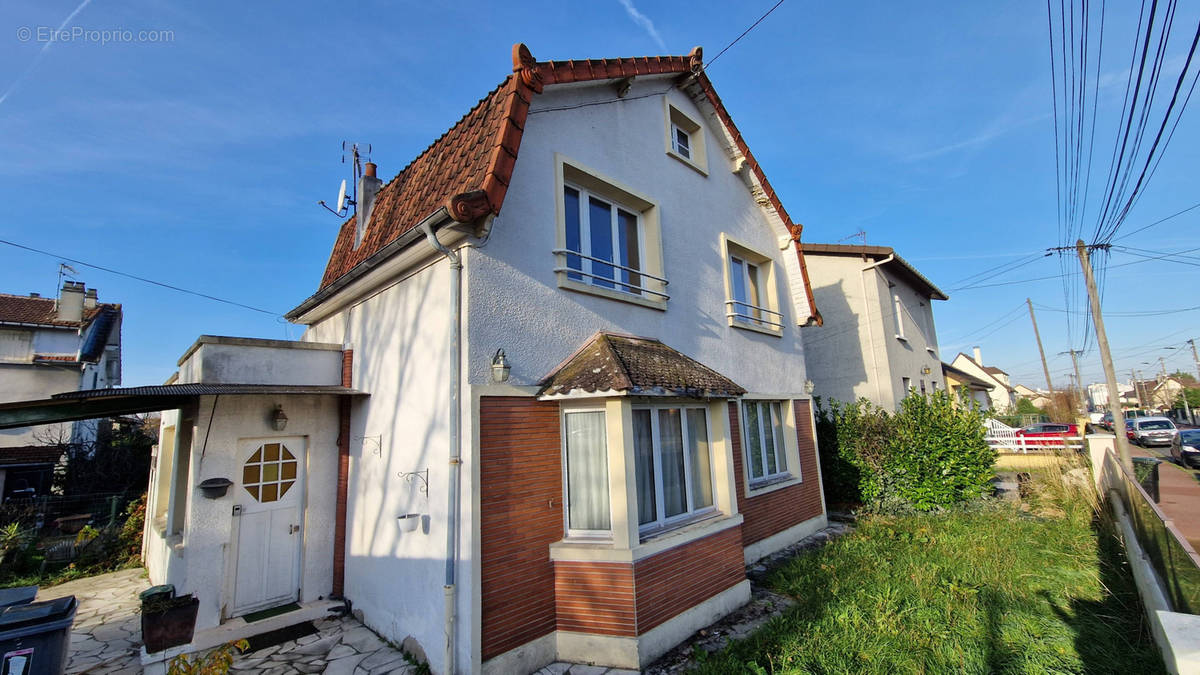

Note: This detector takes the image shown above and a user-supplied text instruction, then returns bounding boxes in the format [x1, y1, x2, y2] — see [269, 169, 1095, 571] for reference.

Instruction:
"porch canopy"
[538, 332, 745, 400]
[0, 383, 366, 430]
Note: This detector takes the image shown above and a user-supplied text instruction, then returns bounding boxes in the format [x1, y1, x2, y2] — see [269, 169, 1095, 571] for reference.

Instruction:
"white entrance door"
[231, 437, 304, 616]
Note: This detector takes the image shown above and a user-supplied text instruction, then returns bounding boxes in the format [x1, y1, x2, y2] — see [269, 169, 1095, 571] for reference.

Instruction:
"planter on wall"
[141, 594, 199, 653]
[197, 477, 234, 499]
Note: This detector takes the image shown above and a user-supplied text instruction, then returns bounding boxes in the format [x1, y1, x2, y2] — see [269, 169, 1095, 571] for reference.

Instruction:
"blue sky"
[1, 0, 1198, 390]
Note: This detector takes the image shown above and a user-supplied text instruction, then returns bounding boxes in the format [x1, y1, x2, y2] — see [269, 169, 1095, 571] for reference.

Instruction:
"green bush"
[817, 391, 995, 512]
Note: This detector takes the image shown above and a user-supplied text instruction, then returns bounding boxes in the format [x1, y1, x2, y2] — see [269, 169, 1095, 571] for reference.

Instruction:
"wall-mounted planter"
[397, 514, 420, 532]
[141, 593, 199, 653]
[198, 478, 234, 499]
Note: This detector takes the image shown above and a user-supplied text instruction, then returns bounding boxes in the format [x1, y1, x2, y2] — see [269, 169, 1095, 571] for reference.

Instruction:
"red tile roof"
[0, 293, 118, 328]
[314, 44, 819, 323]
[0, 445, 63, 467]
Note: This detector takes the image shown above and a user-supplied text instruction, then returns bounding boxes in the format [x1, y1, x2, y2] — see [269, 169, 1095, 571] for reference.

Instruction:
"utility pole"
[1076, 240, 1133, 472]
[1060, 349, 1086, 413]
[1189, 338, 1199, 380]
[1027, 298, 1057, 403]
[1159, 356, 1168, 381]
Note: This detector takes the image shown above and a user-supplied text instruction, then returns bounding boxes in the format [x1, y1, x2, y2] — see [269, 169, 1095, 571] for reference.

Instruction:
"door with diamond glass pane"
[231, 437, 304, 616]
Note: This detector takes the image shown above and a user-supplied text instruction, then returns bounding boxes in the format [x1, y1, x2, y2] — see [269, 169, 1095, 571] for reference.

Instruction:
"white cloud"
[617, 0, 668, 53]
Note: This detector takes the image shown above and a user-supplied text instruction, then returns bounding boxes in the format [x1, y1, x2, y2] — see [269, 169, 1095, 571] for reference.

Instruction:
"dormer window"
[664, 101, 707, 175]
[671, 123, 692, 159]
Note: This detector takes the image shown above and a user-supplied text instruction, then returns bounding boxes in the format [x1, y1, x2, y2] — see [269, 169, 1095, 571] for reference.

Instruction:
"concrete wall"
[177, 338, 342, 386]
[802, 255, 943, 409]
[31, 328, 78, 357]
[0, 363, 79, 447]
[303, 259, 468, 674]
[145, 394, 340, 631]
[465, 79, 810, 395]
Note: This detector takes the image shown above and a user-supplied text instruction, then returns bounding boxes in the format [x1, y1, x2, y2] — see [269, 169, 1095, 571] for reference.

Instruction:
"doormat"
[242, 603, 302, 623]
[240, 621, 318, 654]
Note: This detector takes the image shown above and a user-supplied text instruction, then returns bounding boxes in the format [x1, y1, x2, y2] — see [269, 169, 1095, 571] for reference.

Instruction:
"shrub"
[817, 391, 995, 512]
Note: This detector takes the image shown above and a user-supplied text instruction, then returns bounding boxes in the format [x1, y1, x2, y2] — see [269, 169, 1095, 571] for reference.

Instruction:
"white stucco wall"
[177, 338, 342, 386]
[0, 363, 79, 447]
[31, 328, 79, 357]
[464, 79, 810, 394]
[302, 259, 470, 674]
[879, 270, 944, 403]
[147, 394, 340, 631]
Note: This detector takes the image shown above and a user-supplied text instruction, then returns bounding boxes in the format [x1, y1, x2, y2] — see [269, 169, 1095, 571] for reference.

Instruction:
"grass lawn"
[692, 471, 1163, 674]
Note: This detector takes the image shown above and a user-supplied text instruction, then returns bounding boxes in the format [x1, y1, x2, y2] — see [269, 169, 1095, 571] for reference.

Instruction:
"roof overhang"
[0, 384, 367, 430]
[803, 244, 948, 301]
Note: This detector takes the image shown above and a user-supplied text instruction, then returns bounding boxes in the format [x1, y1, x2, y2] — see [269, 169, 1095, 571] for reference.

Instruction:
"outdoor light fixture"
[921, 366, 932, 375]
[491, 348, 511, 383]
[271, 404, 288, 432]
[804, 379, 816, 395]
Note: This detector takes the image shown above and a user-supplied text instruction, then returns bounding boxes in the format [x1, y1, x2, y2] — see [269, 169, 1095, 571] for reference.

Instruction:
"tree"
[1174, 388, 1200, 409]
[1170, 371, 1197, 385]
[1016, 398, 1042, 415]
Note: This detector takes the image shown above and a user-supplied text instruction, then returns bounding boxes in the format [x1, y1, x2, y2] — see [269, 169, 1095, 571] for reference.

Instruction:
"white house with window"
[799, 243, 947, 410]
[141, 44, 827, 674]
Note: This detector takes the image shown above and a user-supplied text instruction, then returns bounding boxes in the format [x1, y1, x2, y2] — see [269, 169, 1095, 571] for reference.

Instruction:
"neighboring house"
[949, 348, 1016, 412]
[1013, 384, 1052, 409]
[0, 445, 62, 502]
[0, 282, 121, 474]
[801, 243, 947, 409]
[1147, 377, 1187, 411]
[1088, 381, 1137, 409]
[140, 44, 828, 674]
[942, 361, 994, 410]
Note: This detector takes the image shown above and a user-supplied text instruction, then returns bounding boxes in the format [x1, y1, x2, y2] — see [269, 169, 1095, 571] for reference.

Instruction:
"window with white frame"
[632, 405, 715, 535]
[722, 236, 783, 334]
[563, 184, 645, 295]
[664, 101, 707, 174]
[562, 409, 611, 536]
[742, 400, 788, 484]
[893, 294, 906, 340]
[671, 123, 692, 159]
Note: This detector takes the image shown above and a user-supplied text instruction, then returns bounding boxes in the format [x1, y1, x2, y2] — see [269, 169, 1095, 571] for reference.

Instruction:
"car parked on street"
[1171, 429, 1200, 468]
[1016, 423, 1080, 448]
[1130, 416, 1178, 447]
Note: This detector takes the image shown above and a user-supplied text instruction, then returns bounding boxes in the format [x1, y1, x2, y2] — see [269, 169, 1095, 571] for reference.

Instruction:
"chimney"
[58, 281, 85, 322]
[355, 162, 383, 248]
[84, 288, 98, 310]
[29, 293, 40, 298]
[973, 346, 983, 366]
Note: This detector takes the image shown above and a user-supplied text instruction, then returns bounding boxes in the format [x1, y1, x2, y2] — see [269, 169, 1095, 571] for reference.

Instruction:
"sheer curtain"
[565, 411, 610, 532]
[658, 409, 686, 518]
[687, 409, 713, 509]
[633, 409, 657, 526]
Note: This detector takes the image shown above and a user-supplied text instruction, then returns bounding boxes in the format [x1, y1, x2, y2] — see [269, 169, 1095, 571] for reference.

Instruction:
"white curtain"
[687, 409, 713, 508]
[633, 409, 657, 525]
[565, 411, 610, 531]
[770, 402, 788, 472]
[658, 409, 686, 518]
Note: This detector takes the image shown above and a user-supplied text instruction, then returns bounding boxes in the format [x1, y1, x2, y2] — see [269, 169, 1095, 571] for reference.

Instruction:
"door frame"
[223, 435, 308, 619]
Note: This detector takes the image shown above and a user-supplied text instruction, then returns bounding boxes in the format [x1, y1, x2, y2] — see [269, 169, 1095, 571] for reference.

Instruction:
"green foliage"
[167, 640, 249, 675]
[817, 391, 995, 512]
[691, 475, 1162, 674]
[1173, 387, 1200, 409]
[1015, 397, 1042, 415]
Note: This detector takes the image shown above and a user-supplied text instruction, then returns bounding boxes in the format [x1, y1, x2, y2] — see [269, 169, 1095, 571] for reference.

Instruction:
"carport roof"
[0, 384, 366, 430]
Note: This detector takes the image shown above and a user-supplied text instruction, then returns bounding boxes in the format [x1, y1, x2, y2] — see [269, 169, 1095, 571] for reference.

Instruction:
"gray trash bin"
[0, 596, 77, 675]
[0, 587, 37, 609]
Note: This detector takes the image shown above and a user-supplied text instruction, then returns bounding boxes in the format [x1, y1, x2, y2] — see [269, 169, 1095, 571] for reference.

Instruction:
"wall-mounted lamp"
[804, 379, 816, 395]
[271, 404, 288, 432]
[491, 348, 511, 384]
[921, 366, 932, 375]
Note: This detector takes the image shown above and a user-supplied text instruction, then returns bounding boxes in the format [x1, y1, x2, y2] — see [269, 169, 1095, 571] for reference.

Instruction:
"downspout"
[860, 254, 895, 406]
[419, 214, 463, 675]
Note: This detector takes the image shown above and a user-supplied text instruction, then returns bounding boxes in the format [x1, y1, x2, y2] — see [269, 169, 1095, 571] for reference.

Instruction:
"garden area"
[688, 392, 1162, 674]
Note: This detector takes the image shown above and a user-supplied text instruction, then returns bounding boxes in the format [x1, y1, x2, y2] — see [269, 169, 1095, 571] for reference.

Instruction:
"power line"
[0, 238, 282, 317]
[1112, 198, 1200, 239]
[705, 0, 788, 70]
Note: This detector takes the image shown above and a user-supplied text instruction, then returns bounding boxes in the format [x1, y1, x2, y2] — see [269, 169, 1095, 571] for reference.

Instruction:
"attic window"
[664, 101, 707, 175]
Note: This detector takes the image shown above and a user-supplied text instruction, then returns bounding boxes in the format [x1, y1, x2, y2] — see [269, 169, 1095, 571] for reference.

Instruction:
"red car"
[1016, 423, 1080, 448]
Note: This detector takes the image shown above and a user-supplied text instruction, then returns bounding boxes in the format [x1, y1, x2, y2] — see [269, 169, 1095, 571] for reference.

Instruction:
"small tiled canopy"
[538, 333, 745, 399]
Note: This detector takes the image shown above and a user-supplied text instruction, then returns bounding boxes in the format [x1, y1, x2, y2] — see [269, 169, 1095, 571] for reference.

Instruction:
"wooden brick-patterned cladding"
[554, 561, 637, 636]
[332, 349, 353, 596]
[479, 397, 563, 660]
[730, 400, 824, 547]
[632, 525, 745, 633]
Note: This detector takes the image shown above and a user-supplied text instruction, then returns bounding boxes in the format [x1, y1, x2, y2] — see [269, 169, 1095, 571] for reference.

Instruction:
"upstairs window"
[721, 235, 783, 335]
[671, 123, 692, 159]
[893, 294, 907, 340]
[554, 155, 667, 309]
[664, 101, 707, 174]
[729, 256, 764, 324]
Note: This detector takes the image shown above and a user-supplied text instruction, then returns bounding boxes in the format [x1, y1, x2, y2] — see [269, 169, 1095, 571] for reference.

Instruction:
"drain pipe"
[860, 253, 895, 406]
[419, 215, 463, 675]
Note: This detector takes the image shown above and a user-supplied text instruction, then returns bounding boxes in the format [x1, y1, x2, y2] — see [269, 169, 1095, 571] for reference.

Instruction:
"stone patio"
[36, 567, 145, 675]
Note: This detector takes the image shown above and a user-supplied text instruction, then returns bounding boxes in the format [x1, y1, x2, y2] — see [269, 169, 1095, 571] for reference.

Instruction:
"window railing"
[552, 249, 670, 300]
[725, 300, 784, 329]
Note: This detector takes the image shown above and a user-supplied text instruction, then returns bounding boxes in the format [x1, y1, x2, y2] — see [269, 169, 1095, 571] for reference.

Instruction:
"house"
[1087, 381, 1137, 410]
[0, 282, 121, 493]
[1146, 377, 1188, 411]
[139, 44, 828, 674]
[942, 361, 994, 410]
[949, 348, 1015, 412]
[800, 243, 947, 409]
[1013, 383, 1052, 409]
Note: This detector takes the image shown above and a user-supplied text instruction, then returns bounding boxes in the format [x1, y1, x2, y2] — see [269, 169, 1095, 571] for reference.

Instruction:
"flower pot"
[397, 514, 420, 532]
[141, 594, 199, 653]
[197, 477, 234, 499]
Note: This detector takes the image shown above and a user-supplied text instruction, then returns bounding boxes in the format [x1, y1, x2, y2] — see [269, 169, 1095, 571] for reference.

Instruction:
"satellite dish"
[336, 180, 348, 212]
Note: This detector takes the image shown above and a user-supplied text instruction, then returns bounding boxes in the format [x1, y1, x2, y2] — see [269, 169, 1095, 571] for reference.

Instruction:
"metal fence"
[1094, 448, 1200, 614]
[0, 491, 135, 535]
[985, 418, 1085, 454]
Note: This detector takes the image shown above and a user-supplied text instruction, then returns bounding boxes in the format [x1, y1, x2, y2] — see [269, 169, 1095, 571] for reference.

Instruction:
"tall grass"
[692, 457, 1162, 674]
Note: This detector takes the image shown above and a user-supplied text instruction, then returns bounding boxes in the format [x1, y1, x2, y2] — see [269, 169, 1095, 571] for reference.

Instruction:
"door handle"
[289, 524, 300, 535]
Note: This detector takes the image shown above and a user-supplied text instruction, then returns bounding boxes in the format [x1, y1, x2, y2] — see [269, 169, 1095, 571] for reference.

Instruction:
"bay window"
[633, 405, 715, 535]
[743, 400, 788, 484]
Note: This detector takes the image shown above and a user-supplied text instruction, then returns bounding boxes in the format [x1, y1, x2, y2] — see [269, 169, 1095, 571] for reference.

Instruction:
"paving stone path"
[36, 566, 145, 675]
[224, 615, 417, 675]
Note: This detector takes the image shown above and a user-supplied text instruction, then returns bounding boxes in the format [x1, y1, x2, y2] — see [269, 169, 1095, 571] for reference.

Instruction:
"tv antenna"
[836, 229, 867, 246]
[318, 141, 372, 218]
